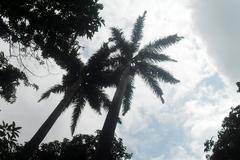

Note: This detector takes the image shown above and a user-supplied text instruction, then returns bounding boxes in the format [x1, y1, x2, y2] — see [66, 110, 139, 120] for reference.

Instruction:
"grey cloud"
[191, 0, 240, 82]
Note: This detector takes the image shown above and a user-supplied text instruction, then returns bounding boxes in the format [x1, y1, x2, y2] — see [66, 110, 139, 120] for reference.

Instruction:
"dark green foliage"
[0, 121, 131, 160]
[0, 0, 103, 83]
[0, 0, 104, 103]
[0, 0, 104, 72]
[20, 131, 131, 160]
[0, 0, 104, 42]
[0, 121, 21, 160]
[204, 105, 240, 160]
[29, 131, 132, 160]
[0, 52, 38, 103]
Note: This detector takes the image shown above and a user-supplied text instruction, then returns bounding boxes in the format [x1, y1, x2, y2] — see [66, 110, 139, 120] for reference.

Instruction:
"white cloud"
[1, 1, 240, 160]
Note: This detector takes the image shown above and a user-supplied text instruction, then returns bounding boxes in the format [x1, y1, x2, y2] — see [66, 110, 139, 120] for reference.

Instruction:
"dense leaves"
[0, 122, 132, 160]
[0, 0, 104, 71]
[28, 131, 132, 160]
[0, 52, 38, 103]
[0, 121, 21, 160]
[0, 0, 104, 103]
[204, 105, 240, 160]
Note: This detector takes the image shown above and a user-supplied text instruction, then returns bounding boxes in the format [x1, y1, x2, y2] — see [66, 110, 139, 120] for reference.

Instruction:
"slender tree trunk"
[21, 79, 82, 160]
[95, 67, 130, 160]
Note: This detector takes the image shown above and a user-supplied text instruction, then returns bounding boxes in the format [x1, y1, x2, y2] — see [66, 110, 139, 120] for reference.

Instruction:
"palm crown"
[95, 11, 183, 160]
[38, 43, 118, 135]
[107, 11, 182, 115]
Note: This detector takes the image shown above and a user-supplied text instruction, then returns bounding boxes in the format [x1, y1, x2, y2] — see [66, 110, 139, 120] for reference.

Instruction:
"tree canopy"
[0, 120, 132, 160]
[0, 121, 21, 160]
[0, 52, 38, 103]
[204, 105, 240, 160]
[0, 0, 104, 70]
[29, 131, 132, 160]
[0, 0, 104, 103]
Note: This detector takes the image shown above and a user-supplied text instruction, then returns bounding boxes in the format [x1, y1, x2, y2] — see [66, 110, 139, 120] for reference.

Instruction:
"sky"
[1, 0, 240, 160]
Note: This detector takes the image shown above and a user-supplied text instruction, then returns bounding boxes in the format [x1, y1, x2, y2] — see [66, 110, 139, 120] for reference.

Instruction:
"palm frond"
[84, 85, 108, 114]
[71, 97, 86, 135]
[135, 48, 177, 63]
[137, 62, 180, 84]
[138, 67, 165, 103]
[131, 11, 147, 50]
[122, 75, 135, 115]
[110, 27, 126, 47]
[110, 27, 133, 59]
[98, 89, 111, 110]
[38, 84, 65, 102]
[144, 34, 183, 52]
[87, 42, 112, 69]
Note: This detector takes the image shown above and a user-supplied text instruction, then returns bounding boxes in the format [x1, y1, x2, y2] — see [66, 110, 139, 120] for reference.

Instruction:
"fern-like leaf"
[131, 11, 147, 50]
[144, 34, 183, 52]
[137, 62, 180, 84]
[71, 97, 86, 135]
[138, 67, 165, 103]
[110, 27, 133, 59]
[38, 84, 64, 102]
[122, 75, 134, 115]
[136, 48, 177, 63]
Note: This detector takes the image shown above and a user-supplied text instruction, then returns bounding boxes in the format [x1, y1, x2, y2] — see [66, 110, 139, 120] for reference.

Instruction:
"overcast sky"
[1, 0, 240, 160]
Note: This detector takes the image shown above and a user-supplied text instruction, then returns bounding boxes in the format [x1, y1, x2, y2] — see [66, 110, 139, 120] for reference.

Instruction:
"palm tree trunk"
[21, 79, 82, 160]
[95, 67, 130, 160]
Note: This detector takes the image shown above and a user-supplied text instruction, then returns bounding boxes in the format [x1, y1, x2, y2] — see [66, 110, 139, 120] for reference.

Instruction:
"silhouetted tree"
[22, 42, 120, 159]
[204, 105, 240, 160]
[0, 121, 132, 160]
[204, 85, 240, 160]
[0, 0, 104, 67]
[29, 131, 132, 160]
[0, 121, 21, 160]
[0, 0, 104, 102]
[96, 11, 182, 160]
[0, 52, 38, 103]
[0, 0, 107, 158]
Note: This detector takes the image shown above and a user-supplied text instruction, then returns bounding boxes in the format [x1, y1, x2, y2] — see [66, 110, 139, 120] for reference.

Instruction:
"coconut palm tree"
[22, 43, 119, 159]
[95, 11, 183, 160]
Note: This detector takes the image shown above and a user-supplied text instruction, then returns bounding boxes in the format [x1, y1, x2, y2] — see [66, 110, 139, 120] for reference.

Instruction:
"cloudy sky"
[1, 0, 240, 159]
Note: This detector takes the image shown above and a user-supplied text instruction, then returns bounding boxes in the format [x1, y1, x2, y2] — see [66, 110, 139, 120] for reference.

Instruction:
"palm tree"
[22, 43, 118, 159]
[95, 11, 183, 160]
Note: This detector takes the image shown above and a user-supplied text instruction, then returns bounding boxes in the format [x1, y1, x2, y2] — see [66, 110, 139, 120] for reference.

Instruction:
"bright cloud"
[1, 0, 240, 160]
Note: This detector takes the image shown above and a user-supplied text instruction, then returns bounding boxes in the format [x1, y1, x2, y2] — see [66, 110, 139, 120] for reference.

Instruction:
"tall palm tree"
[95, 11, 183, 160]
[22, 43, 118, 159]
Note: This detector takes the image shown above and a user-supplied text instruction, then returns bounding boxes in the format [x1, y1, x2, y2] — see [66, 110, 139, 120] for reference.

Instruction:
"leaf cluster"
[204, 105, 240, 160]
[0, 52, 38, 103]
[0, 0, 105, 103]
[0, 121, 21, 160]
[0, 0, 104, 71]
[23, 130, 132, 160]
